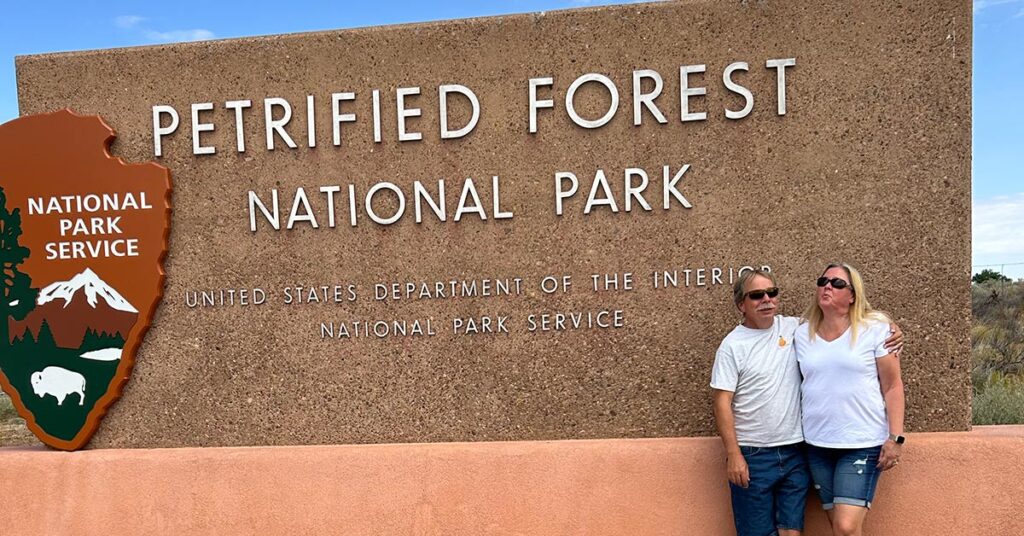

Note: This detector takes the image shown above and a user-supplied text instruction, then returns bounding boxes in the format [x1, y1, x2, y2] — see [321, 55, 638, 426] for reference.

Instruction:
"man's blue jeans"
[729, 442, 811, 536]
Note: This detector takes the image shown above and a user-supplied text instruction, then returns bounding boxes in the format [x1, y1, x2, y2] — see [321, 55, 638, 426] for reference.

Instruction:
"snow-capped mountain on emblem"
[10, 268, 140, 350]
[38, 268, 138, 313]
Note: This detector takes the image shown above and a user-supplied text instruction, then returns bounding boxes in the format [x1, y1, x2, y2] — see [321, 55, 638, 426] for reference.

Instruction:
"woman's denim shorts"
[806, 444, 884, 510]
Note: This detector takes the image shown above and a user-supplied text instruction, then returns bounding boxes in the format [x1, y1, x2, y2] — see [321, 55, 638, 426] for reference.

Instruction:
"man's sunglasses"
[816, 277, 851, 290]
[744, 287, 780, 300]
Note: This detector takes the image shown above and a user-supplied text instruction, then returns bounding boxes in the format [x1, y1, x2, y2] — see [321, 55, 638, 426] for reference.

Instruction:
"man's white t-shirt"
[710, 315, 804, 447]
[795, 320, 892, 448]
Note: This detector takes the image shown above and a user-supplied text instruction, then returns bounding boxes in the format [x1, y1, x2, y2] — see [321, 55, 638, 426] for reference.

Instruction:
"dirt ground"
[0, 393, 37, 446]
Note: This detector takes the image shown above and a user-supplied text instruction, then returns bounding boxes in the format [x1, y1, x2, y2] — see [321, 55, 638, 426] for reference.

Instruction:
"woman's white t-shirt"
[795, 320, 892, 449]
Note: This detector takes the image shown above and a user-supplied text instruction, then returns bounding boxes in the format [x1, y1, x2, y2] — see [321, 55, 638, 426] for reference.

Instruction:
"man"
[711, 269, 901, 536]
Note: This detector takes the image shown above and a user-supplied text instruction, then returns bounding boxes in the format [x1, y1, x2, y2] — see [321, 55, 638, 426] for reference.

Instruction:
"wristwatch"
[888, 433, 906, 444]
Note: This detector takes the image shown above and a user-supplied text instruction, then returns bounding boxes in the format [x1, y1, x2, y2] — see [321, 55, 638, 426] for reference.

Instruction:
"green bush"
[973, 372, 1024, 425]
[0, 392, 35, 445]
[971, 280, 1024, 406]
[973, 269, 1012, 285]
[0, 393, 17, 421]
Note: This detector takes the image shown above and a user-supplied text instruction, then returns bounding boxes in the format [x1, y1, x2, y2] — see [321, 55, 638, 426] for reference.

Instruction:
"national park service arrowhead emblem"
[0, 110, 171, 450]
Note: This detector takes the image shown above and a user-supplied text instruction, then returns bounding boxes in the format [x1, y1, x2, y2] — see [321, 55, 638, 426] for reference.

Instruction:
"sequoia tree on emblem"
[0, 110, 171, 450]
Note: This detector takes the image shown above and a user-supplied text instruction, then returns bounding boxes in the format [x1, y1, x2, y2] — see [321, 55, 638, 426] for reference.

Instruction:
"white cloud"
[114, 15, 215, 43]
[973, 193, 1024, 259]
[974, 0, 1023, 13]
[142, 29, 216, 43]
[1015, 7, 1024, 17]
[974, 194, 1024, 280]
[114, 15, 145, 29]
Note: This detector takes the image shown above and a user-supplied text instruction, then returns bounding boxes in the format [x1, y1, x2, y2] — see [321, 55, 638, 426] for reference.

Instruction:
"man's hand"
[885, 322, 904, 356]
[727, 452, 750, 487]
[712, 389, 750, 487]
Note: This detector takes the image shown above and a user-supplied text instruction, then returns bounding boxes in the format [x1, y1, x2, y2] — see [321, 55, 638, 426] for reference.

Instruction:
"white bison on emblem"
[30, 367, 86, 406]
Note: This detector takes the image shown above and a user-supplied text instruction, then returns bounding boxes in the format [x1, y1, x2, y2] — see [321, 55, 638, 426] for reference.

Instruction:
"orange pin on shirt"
[779, 337, 787, 347]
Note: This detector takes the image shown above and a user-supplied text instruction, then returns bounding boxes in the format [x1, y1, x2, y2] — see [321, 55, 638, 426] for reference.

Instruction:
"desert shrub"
[973, 372, 1024, 425]
[971, 280, 1024, 386]
[0, 393, 16, 421]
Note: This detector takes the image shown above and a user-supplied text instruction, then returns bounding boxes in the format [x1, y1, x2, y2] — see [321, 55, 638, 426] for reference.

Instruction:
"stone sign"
[15, 0, 970, 448]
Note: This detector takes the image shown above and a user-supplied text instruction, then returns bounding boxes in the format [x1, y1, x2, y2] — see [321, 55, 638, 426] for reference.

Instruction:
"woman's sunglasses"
[744, 287, 780, 300]
[816, 277, 850, 290]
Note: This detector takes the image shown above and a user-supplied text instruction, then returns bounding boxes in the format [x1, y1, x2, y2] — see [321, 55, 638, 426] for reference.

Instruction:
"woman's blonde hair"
[803, 262, 889, 344]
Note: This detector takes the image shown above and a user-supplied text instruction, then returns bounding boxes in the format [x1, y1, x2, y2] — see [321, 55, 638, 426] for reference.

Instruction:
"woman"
[795, 263, 905, 536]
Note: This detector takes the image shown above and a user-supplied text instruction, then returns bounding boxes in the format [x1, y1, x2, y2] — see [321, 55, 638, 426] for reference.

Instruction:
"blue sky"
[1, 1, 1020, 278]
[973, 0, 1024, 279]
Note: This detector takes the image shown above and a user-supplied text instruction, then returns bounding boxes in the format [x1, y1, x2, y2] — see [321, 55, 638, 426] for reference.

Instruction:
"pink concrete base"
[1, 427, 1020, 535]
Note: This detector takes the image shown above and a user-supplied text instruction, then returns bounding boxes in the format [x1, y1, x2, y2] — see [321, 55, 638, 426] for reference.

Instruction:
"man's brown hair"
[732, 268, 777, 306]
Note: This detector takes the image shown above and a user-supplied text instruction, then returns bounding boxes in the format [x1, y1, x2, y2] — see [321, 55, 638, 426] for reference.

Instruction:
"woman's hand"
[877, 352, 906, 472]
[877, 439, 903, 471]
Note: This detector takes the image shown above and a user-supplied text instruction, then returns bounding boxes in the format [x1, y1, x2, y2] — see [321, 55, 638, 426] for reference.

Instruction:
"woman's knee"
[831, 516, 863, 536]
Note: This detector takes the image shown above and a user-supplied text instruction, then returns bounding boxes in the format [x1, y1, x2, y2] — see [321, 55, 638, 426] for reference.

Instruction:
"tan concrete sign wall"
[16, 0, 971, 448]
[3, 428, 1022, 535]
